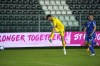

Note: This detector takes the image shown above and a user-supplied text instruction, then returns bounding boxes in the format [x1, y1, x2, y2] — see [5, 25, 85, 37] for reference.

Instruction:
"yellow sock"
[62, 40, 66, 49]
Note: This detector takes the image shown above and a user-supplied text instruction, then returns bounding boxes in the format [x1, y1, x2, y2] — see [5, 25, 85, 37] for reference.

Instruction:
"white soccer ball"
[0, 45, 4, 50]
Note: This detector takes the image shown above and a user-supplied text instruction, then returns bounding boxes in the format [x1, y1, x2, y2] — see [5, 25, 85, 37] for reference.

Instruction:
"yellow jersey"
[51, 17, 64, 30]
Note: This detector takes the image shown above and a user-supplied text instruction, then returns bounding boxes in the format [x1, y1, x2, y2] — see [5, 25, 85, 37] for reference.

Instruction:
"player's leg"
[49, 28, 59, 43]
[89, 36, 98, 52]
[85, 36, 99, 52]
[91, 41, 99, 47]
[60, 31, 66, 55]
[91, 37, 95, 48]
[49, 31, 54, 43]
[85, 36, 90, 52]
[88, 37, 95, 56]
[91, 34, 99, 48]
[84, 41, 90, 52]
[88, 44, 95, 56]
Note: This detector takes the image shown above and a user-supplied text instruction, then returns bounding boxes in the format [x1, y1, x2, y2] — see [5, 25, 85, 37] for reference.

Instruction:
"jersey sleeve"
[92, 21, 96, 26]
[84, 22, 87, 27]
[52, 20, 56, 27]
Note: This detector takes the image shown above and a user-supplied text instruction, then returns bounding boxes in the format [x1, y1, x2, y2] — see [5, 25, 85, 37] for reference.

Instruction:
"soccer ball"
[0, 45, 4, 50]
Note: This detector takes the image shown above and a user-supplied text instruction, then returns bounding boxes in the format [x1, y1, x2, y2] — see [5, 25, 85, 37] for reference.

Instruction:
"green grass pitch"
[0, 49, 100, 66]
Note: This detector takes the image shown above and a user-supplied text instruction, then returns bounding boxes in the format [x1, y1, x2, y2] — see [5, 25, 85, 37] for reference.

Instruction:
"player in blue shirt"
[84, 15, 99, 56]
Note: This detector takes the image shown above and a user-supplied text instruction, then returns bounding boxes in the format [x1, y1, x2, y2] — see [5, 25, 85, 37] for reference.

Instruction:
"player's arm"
[83, 23, 87, 33]
[52, 26, 56, 32]
[83, 23, 88, 45]
[91, 21, 96, 36]
[52, 21, 56, 32]
[91, 26, 96, 35]
[84, 27, 87, 33]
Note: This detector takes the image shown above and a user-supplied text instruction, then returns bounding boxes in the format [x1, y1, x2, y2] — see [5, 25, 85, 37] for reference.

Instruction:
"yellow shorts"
[55, 28, 65, 36]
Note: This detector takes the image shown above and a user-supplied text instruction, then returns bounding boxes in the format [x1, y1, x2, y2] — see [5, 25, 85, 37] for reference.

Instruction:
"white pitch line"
[6, 60, 73, 66]
[35, 62, 66, 66]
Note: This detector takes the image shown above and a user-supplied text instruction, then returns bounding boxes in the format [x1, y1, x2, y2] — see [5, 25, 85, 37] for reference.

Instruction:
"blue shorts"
[85, 34, 96, 43]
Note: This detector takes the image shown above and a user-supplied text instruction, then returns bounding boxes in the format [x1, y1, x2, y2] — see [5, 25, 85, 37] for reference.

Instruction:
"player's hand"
[83, 32, 86, 36]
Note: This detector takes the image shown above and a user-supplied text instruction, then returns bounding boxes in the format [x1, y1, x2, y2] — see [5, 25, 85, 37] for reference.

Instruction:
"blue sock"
[89, 45, 95, 54]
[91, 44, 94, 49]
[91, 42, 94, 48]
[91, 42, 96, 48]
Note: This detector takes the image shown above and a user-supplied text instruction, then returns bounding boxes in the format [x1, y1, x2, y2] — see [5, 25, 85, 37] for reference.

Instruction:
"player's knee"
[61, 36, 64, 41]
[88, 44, 91, 47]
[87, 42, 91, 46]
[84, 41, 87, 45]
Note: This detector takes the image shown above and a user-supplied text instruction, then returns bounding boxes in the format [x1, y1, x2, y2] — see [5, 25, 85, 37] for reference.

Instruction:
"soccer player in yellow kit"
[46, 15, 66, 55]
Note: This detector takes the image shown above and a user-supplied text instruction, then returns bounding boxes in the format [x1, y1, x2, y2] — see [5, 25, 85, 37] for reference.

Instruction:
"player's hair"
[89, 14, 94, 16]
[88, 14, 94, 19]
[46, 14, 52, 19]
